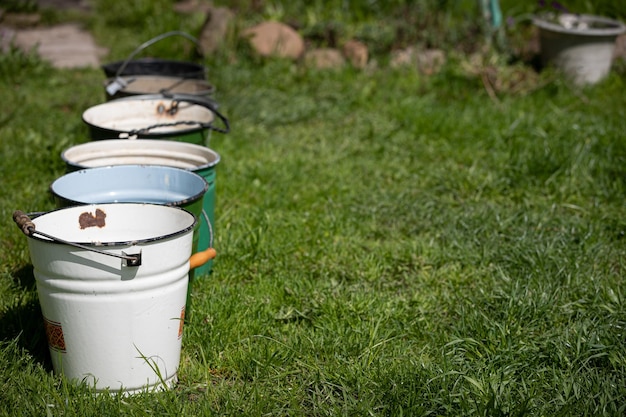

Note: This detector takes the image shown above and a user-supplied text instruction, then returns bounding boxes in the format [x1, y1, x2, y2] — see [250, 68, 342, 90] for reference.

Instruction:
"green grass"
[1, 1, 626, 415]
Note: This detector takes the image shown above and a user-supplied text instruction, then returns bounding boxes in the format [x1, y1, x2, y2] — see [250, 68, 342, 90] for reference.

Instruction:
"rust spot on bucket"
[79, 208, 106, 229]
[156, 100, 179, 116]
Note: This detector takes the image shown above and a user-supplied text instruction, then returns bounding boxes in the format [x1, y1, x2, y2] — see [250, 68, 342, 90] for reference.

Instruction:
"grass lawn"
[1, 1, 626, 415]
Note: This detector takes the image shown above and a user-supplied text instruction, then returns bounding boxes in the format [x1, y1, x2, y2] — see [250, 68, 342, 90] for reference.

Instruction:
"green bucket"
[61, 139, 220, 278]
[81, 94, 229, 145]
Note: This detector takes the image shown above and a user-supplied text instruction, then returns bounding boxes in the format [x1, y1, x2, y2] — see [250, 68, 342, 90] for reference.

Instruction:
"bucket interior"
[109, 76, 214, 96]
[82, 98, 215, 134]
[31, 203, 195, 244]
[62, 139, 219, 170]
[533, 14, 626, 37]
[51, 165, 208, 206]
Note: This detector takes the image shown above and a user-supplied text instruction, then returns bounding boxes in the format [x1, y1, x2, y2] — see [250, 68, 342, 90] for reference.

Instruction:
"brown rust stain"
[156, 100, 179, 117]
[79, 208, 106, 229]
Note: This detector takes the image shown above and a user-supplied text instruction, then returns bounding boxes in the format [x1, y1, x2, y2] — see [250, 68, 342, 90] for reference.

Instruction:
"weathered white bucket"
[13, 204, 215, 394]
[533, 13, 626, 85]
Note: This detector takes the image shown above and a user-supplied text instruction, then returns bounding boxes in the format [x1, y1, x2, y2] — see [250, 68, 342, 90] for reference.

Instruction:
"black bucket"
[102, 31, 206, 83]
[102, 58, 206, 79]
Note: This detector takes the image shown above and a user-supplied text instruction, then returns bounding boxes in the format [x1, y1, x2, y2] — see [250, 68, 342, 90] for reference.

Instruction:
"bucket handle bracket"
[122, 251, 142, 267]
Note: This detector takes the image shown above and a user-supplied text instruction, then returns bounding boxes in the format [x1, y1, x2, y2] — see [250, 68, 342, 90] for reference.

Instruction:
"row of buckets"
[13, 32, 230, 394]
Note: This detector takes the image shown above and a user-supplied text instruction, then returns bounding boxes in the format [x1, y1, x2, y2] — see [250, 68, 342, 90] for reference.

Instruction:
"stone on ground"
[3, 22, 106, 69]
[241, 21, 304, 60]
[304, 48, 345, 69]
[342, 39, 368, 69]
[198, 7, 235, 55]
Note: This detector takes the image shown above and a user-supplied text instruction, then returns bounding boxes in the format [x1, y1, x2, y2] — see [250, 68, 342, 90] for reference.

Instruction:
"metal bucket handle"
[13, 210, 216, 269]
[190, 247, 216, 269]
[124, 93, 230, 136]
[114, 31, 204, 79]
[190, 209, 216, 271]
[106, 31, 205, 96]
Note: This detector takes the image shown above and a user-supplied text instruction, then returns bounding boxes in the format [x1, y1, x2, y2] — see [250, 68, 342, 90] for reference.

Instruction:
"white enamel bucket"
[13, 204, 215, 394]
[533, 14, 626, 85]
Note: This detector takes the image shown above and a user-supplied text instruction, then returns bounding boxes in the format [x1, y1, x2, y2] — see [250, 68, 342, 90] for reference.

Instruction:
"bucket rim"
[104, 74, 215, 99]
[81, 98, 211, 137]
[532, 13, 626, 37]
[101, 58, 206, 79]
[81, 94, 226, 137]
[61, 139, 220, 171]
[27, 203, 197, 247]
[50, 164, 209, 207]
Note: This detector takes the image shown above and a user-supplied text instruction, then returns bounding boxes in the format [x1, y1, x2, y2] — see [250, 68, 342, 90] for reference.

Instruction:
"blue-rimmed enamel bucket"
[60, 140, 219, 277]
[50, 165, 207, 213]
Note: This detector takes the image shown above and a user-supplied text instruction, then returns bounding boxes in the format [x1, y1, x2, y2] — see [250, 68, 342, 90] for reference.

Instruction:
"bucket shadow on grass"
[0, 265, 53, 372]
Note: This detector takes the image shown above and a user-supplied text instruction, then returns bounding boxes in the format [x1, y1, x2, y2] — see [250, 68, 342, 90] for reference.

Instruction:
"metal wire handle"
[13, 210, 142, 267]
[115, 31, 204, 79]
[123, 94, 230, 136]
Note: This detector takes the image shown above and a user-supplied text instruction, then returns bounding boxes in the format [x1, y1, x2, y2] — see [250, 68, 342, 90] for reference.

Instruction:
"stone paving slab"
[2, 22, 107, 69]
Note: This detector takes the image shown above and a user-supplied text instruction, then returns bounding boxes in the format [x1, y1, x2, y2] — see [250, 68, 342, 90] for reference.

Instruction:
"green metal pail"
[61, 140, 220, 278]
[81, 94, 229, 145]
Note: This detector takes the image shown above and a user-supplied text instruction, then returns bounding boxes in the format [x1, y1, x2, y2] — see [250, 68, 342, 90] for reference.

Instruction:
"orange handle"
[189, 247, 216, 270]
